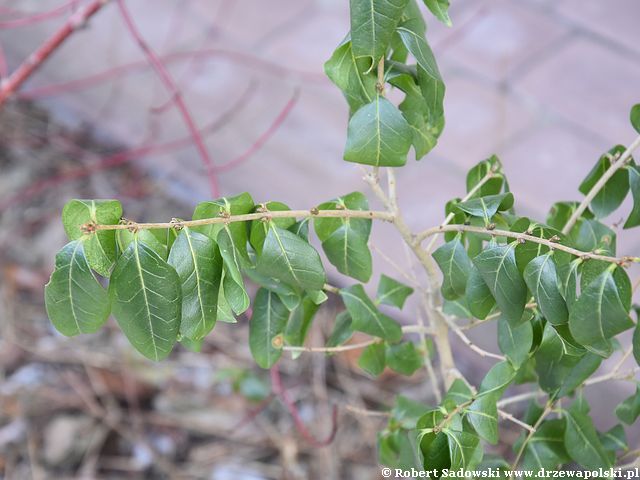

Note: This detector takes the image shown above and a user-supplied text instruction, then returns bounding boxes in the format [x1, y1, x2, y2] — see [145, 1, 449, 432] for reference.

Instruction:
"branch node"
[170, 218, 184, 231]
[80, 221, 97, 235]
[310, 207, 319, 215]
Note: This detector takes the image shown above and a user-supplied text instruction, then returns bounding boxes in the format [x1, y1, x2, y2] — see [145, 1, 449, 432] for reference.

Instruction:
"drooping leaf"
[324, 38, 377, 114]
[466, 394, 499, 445]
[385, 341, 422, 375]
[244, 264, 300, 311]
[218, 227, 250, 315]
[326, 311, 354, 349]
[344, 96, 413, 167]
[249, 288, 289, 369]
[534, 324, 581, 392]
[568, 266, 633, 356]
[314, 191, 371, 241]
[417, 410, 451, 472]
[192, 192, 254, 250]
[45, 241, 110, 336]
[599, 424, 628, 453]
[456, 193, 514, 225]
[249, 201, 295, 255]
[322, 225, 372, 282]
[422, 0, 451, 26]
[465, 265, 496, 320]
[623, 165, 640, 229]
[396, 20, 442, 84]
[349, 0, 409, 65]
[117, 228, 171, 261]
[376, 274, 414, 309]
[579, 146, 629, 218]
[557, 353, 602, 397]
[521, 420, 569, 471]
[62, 199, 122, 276]
[472, 243, 527, 326]
[284, 296, 319, 353]
[358, 342, 386, 376]
[167, 228, 222, 340]
[257, 225, 326, 291]
[433, 236, 472, 300]
[523, 253, 568, 326]
[615, 386, 640, 425]
[444, 429, 483, 470]
[497, 314, 532, 368]
[109, 238, 182, 361]
[564, 403, 612, 469]
[340, 284, 402, 342]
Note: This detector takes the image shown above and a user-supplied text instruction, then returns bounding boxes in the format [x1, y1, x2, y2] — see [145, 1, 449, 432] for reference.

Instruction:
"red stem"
[0, 0, 109, 107]
[269, 365, 338, 448]
[0, 0, 81, 29]
[116, 0, 219, 197]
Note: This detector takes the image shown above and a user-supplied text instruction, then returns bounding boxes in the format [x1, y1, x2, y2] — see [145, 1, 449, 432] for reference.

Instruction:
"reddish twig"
[0, 0, 81, 29]
[116, 0, 219, 197]
[214, 89, 299, 173]
[17, 49, 325, 100]
[0, 0, 109, 107]
[270, 365, 338, 448]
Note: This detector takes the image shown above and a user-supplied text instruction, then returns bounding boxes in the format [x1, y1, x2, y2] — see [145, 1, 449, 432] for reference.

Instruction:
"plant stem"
[93, 209, 394, 231]
[562, 134, 640, 235]
[0, 0, 111, 107]
[417, 224, 638, 265]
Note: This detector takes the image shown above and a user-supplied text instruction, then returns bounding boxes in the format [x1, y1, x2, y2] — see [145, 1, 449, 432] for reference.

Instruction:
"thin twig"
[498, 409, 536, 433]
[441, 313, 506, 361]
[563, 135, 640, 234]
[416, 224, 639, 265]
[511, 400, 554, 471]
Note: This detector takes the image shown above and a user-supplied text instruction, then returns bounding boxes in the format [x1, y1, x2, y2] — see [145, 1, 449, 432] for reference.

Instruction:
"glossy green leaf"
[568, 266, 633, 356]
[109, 238, 181, 361]
[322, 225, 372, 282]
[534, 324, 580, 392]
[376, 274, 414, 309]
[324, 38, 377, 113]
[521, 419, 569, 471]
[571, 218, 616, 255]
[349, 0, 409, 64]
[218, 228, 250, 315]
[479, 361, 516, 397]
[456, 193, 514, 224]
[422, 0, 451, 26]
[615, 386, 640, 425]
[386, 341, 422, 375]
[465, 266, 496, 320]
[344, 96, 413, 167]
[284, 296, 319, 352]
[599, 424, 628, 453]
[466, 156, 503, 198]
[62, 199, 122, 276]
[358, 342, 386, 376]
[167, 228, 222, 340]
[564, 403, 612, 469]
[249, 288, 289, 368]
[314, 191, 371, 241]
[249, 201, 295, 255]
[631, 104, 640, 133]
[473, 243, 527, 326]
[257, 225, 326, 291]
[433, 236, 472, 300]
[340, 284, 402, 342]
[444, 429, 482, 470]
[578, 146, 629, 218]
[523, 253, 568, 326]
[45, 241, 110, 336]
[417, 410, 451, 472]
[623, 165, 640, 229]
[497, 315, 532, 368]
[397, 20, 442, 83]
[557, 353, 602, 397]
[466, 394, 499, 445]
[117, 229, 169, 260]
[326, 311, 354, 349]
[191, 192, 254, 249]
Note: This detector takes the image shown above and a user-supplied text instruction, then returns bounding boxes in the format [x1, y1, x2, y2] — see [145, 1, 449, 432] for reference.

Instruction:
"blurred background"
[0, 0, 639, 478]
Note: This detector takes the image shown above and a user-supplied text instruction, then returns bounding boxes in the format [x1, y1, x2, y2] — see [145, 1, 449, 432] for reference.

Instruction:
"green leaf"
[358, 342, 386, 376]
[417, 410, 451, 471]
[45, 241, 110, 336]
[257, 225, 326, 291]
[466, 156, 503, 198]
[249, 201, 295, 255]
[218, 228, 250, 315]
[340, 284, 402, 342]
[534, 324, 580, 392]
[433, 236, 472, 300]
[326, 311, 354, 349]
[465, 265, 496, 320]
[344, 96, 413, 167]
[547, 201, 593, 231]
[472, 243, 527, 326]
[322, 225, 372, 282]
[557, 353, 602, 397]
[466, 395, 499, 445]
[386, 341, 422, 375]
[568, 266, 633, 356]
[634, 308, 640, 366]
[167, 228, 222, 340]
[396, 20, 442, 83]
[191, 192, 254, 244]
[571, 218, 616, 254]
[564, 403, 612, 469]
[314, 191, 371, 241]
[117, 228, 169, 260]
[444, 429, 482, 470]
[376, 274, 414, 309]
[109, 238, 181, 361]
[456, 193, 514, 224]
[249, 288, 289, 369]
[623, 165, 640, 228]
[615, 386, 640, 425]
[497, 315, 532, 368]
[599, 424, 628, 453]
[422, 0, 451, 26]
[478, 361, 516, 397]
[631, 103, 640, 133]
[523, 253, 568, 326]
[284, 296, 319, 352]
[324, 38, 377, 113]
[349, 0, 409, 65]
[521, 420, 569, 470]
[578, 146, 629, 218]
[62, 199, 122, 276]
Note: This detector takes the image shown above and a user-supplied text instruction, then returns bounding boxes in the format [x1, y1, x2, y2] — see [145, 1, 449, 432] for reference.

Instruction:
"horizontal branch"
[92, 209, 395, 231]
[416, 224, 639, 265]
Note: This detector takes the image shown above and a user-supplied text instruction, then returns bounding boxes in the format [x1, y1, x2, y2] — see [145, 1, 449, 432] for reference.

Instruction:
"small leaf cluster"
[326, 0, 450, 167]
